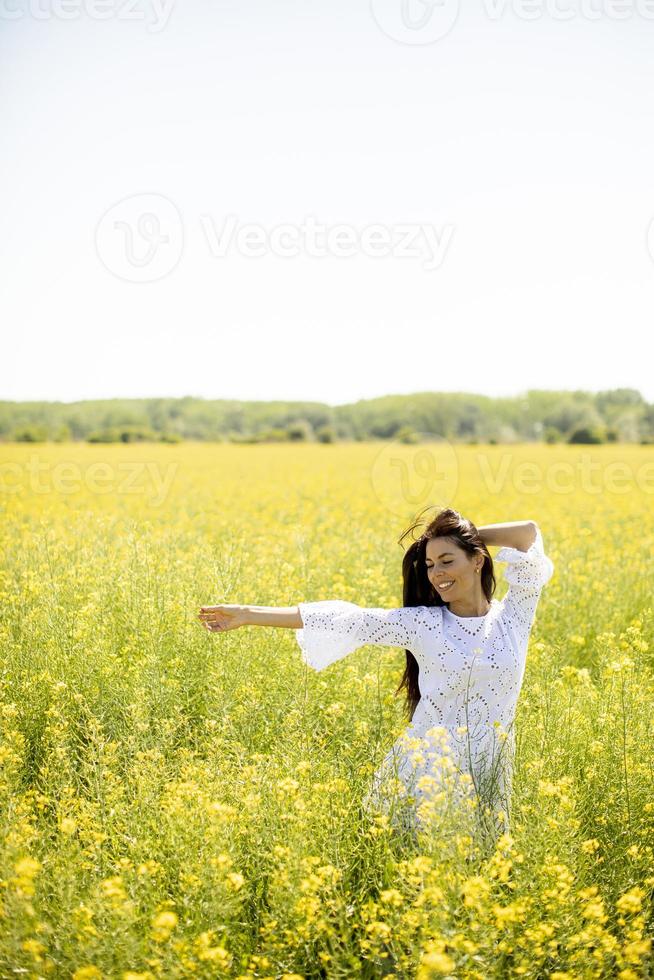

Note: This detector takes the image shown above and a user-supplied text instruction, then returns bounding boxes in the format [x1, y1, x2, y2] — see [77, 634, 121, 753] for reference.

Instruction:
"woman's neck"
[447, 595, 491, 617]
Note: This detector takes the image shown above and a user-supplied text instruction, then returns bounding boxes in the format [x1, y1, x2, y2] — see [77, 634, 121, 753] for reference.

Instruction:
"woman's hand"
[198, 604, 249, 633]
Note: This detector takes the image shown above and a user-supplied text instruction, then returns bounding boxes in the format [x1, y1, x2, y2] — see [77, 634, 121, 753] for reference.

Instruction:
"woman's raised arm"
[476, 520, 537, 553]
[199, 604, 302, 633]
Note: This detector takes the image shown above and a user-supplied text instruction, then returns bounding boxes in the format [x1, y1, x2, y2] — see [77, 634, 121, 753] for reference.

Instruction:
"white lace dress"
[294, 526, 554, 845]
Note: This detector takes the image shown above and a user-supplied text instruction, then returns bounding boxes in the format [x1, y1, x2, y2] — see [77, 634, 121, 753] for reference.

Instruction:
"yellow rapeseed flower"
[461, 875, 491, 908]
[616, 886, 645, 915]
[22, 939, 46, 961]
[12, 856, 42, 898]
[72, 968, 103, 980]
[151, 910, 178, 942]
[365, 921, 392, 941]
[418, 949, 456, 976]
[379, 888, 404, 907]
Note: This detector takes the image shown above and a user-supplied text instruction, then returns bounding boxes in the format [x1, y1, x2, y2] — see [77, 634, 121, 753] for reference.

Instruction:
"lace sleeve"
[495, 525, 554, 640]
[295, 599, 426, 672]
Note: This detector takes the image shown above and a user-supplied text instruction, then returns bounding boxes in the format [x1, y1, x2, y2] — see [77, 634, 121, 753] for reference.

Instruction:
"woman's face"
[424, 535, 482, 601]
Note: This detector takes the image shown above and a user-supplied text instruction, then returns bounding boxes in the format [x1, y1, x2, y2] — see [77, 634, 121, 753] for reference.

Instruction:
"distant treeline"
[1, 389, 653, 445]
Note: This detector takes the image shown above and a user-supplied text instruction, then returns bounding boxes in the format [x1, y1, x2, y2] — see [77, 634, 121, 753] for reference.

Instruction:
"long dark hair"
[395, 506, 496, 722]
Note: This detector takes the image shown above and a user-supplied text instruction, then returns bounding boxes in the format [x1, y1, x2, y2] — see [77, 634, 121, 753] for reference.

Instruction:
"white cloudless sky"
[2, 0, 654, 405]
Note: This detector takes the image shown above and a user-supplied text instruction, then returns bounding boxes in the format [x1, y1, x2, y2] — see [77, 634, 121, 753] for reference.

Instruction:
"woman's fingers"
[199, 608, 223, 620]
[199, 605, 232, 614]
[199, 617, 223, 631]
[198, 604, 242, 633]
[198, 606, 230, 632]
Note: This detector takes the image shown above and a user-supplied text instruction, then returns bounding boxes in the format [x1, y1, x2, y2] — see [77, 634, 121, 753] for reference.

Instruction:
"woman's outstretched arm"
[199, 603, 302, 633]
[476, 520, 537, 553]
[200, 600, 429, 670]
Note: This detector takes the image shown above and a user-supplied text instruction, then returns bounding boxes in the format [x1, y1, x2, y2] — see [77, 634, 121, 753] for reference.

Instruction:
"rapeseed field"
[1, 441, 653, 979]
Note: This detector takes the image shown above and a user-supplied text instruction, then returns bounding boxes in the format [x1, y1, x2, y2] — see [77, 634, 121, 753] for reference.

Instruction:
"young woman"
[198, 507, 554, 850]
